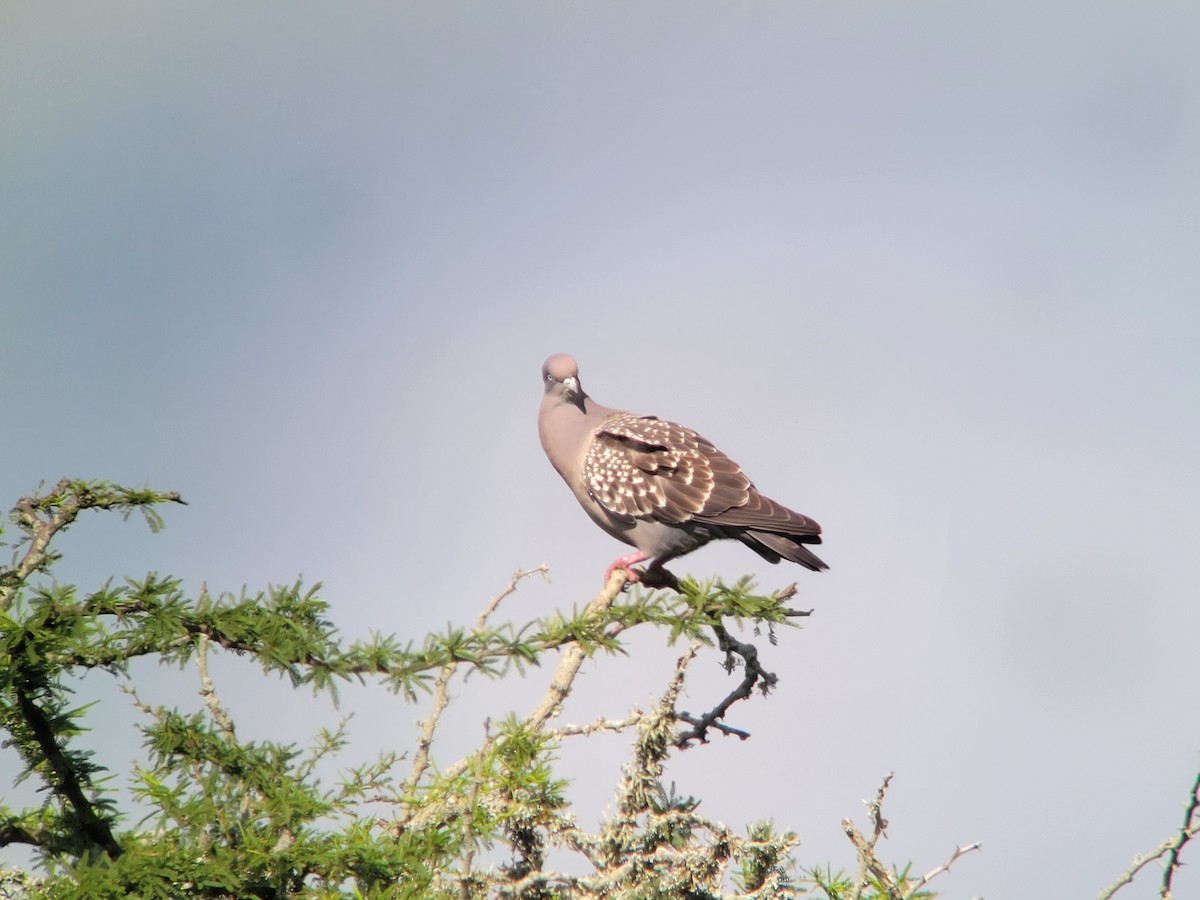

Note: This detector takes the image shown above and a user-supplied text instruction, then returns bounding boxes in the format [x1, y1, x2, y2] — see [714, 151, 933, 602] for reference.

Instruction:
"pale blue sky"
[3, 3, 1199, 896]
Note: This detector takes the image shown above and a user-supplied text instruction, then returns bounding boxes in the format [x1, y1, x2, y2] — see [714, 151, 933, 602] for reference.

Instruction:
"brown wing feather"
[701, 490, 823, 539]
[583, 413, 752, 524]
[583, 412, 823, 540]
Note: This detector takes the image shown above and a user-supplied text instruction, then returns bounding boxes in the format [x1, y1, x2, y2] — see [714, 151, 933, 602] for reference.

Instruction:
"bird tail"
[740, 529, 829, 571]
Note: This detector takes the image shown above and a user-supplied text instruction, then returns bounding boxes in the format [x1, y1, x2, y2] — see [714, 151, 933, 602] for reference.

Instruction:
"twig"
[523, 569, 628, 731]
[673, 623, 777, 747]
[606, 645, 698, 832]
[399, 565, 550, 823]
[843, 774, 980, 900]
[1098, 765, 1200, 900]
[403, 570, 628, 831]
[902, 841, 983, 899]
[1, 480, 183, 612]
[477, 564, 550, 629]
[867, 773, 891, 839]
[629, 577, 798, 748]
[196, 618, 236, 741]
[1, 480, 82, 611]
[674, 713, 751, 742]
[546, 712, 645, 740]
[1162, 766, 1200, 900]
[11, 679, 122, 859]
[842, 820, 898, 899]
[458, 720, 493, 899]
[194, 581, 247, 837]
[846, 773, 897, 900]
[1099, 831, 1198, 900]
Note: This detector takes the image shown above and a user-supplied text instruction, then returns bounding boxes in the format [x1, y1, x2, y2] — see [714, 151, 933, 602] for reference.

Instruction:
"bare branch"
[843, 821, 899, 900]
[605, 645, 698, 838]
[1162, 766, 1200, 900]
[458, 720, 494, 897]
[400, 665, 456, 821]
[843, 773, 979, 900]
[618, 576, 803, 748]
[1100, 835, 1189, 900]
[477, 564, 550, 629]
[903, 841, 983, 899]
[402, 570, 628, 831]
[846, 773, 899, 900]
[401, 565, 550, 822]
[674, 712, 750, 742]
[522, 569, 628, 732]
[546, 711, 645, 740]
[2, 481, 76, 612]
[867, 773, 892, 842]
[1099, 768, 1200, 900]
[1098, 764, 1200, 900]
[674, 622, 777, 747]
[196, 598, 236, 741]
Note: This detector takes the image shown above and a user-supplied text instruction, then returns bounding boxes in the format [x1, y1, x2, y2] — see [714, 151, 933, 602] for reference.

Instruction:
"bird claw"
[635, 566, 681, 592]
[602, 553, 680, 592]
[604, 552, 648, 588]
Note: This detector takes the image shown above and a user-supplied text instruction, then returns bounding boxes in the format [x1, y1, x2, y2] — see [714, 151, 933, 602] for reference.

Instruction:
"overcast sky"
[3, 3, 1199, 896]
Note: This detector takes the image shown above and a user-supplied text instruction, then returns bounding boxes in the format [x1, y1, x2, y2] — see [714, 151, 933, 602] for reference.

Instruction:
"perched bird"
[538, 353, 828, 585]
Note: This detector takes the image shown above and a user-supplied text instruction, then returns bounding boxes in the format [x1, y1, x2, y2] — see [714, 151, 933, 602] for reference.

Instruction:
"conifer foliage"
[0, 479, 986, 898]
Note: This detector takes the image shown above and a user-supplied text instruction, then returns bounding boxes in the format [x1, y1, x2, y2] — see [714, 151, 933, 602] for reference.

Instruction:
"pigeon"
[538, 353, 828, 585]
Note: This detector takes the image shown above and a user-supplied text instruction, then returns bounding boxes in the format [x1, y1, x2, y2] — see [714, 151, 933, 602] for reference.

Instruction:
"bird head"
[542, 353, 587, 412]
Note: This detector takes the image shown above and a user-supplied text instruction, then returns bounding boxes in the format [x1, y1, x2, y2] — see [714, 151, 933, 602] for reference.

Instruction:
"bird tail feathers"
[740, 530, 829, 572]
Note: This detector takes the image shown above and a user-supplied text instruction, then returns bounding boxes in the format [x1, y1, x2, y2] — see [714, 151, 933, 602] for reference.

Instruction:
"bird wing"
[582, 413, 752, 524]
[583, 412, 823, 539]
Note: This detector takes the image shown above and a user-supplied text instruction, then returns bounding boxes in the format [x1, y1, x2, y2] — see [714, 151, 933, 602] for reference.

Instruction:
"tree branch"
[674, 622, 776, 747]
[1, 480, 184, 612]
[1162, 766, 1200, 900]
[546, 712, 645, 740]
[842, 773, 980, 900]
[11, 679, 122, 859]
[401, 566, 549, 820]
[401, 570, 627, 831]
[902, 841, 983, 899]
[522, 569, 628, 732]
[196, 631, 236, 740]
[1098, 764, 1200, 900]
[846, 773, 898, 900]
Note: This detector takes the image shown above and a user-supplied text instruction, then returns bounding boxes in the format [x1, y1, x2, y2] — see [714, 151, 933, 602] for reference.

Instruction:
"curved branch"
[1, 479, 184, 611]
[524, 568, 628, 731]
[400, 570, 628, 831]
[1163, 767, 1200, 899]
[674, 622, 774, 747]
[12, 680, 121, 859]
[1098, 765, 1200, 900]
[401, 565, 550, 818]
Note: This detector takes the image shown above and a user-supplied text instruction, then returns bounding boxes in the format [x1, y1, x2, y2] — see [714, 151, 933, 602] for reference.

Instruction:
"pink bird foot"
[604, 551, 647, 586]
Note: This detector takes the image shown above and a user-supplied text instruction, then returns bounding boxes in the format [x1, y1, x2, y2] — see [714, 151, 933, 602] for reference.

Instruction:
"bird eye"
[545, 372, 555, 382]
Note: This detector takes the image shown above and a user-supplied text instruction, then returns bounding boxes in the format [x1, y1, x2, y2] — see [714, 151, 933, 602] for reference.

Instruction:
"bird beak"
[563, 376, 586, 411]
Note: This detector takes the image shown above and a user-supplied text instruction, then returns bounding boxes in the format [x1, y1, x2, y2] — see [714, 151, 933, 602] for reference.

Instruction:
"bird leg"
[604, 551, 647, 586]
[603, 552, 682, 592]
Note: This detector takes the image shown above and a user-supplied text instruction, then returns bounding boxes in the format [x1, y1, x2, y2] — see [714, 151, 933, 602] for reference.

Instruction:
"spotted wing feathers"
[582, 413, 821, 542]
